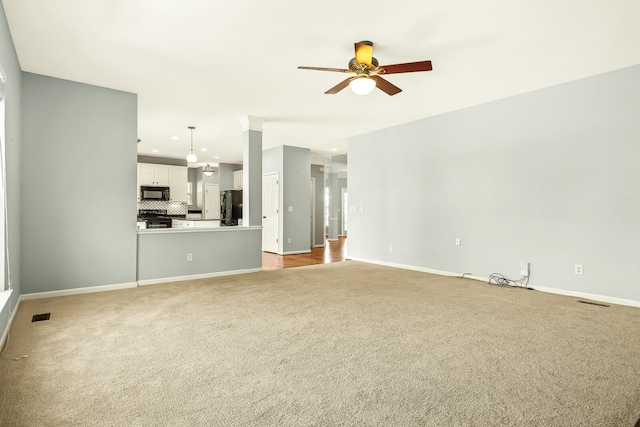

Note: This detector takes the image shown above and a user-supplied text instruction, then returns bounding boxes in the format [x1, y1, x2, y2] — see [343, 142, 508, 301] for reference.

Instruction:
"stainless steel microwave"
[141, 186, 170, 201]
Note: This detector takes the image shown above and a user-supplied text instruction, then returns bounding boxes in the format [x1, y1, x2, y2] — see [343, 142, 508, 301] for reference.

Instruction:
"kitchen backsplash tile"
[137, 200, 187, 214]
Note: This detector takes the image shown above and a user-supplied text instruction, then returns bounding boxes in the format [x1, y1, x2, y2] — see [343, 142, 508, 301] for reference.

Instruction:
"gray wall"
[137, 228, 262, 281]
[21, 73, 137, 294]
[218, 163, 242, 191]
[263, 145, 311, 253]
[282, 146, 311, 252]
[348, 65, 640, 303]
[0, 1, 22, 330]
[310, 164, 324, 247]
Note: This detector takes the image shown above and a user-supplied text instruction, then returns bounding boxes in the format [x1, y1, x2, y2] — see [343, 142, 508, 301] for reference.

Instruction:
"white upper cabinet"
[139, 163, 170, 186]
[233, 169, 243, 190]
[169, 166, 188, 202]
[137, 163, 187, 203]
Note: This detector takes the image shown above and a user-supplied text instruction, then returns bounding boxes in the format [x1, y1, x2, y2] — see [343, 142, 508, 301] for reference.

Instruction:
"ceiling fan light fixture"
[202, 164, 215, 177]
[186, 126, 198, 163]
[349, 76, 376, 95]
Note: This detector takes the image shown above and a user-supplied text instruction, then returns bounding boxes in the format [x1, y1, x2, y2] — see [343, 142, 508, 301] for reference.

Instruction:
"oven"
[137, 209, 173, 229]
[146, 218, 172, 228]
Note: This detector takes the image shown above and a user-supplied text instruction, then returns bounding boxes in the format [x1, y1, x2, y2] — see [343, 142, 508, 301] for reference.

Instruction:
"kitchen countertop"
[137, 225, 260, 234]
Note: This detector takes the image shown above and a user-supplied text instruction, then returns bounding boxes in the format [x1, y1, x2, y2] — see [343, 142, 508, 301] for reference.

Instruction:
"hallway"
[262, 237, 346, 270]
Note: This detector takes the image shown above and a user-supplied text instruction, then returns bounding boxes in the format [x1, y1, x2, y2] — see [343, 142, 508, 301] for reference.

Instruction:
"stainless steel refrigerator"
[220, 190, 242, 226]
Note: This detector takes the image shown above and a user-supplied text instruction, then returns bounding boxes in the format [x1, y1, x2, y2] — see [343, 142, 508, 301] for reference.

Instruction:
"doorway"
[310, 177, 315, 249]
[341, 188, 348, 236]
[204, 184, 220, 219]
[262, 172, 279, 253]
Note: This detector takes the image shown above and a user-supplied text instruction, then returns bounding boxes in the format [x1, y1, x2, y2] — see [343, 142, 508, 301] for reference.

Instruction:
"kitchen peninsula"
[135, 157, 261, 284]
[137, 225, 262, 283]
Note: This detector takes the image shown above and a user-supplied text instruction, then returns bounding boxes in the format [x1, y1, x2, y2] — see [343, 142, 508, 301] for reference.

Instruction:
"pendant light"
[186, 126, 197, 163]
[202, 164, 215, 177]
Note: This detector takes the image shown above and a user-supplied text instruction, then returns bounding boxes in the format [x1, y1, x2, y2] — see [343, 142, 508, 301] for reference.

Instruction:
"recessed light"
[214, 156, 220, 159]
[201, 148, 207, 152]
[151, 149, 158, 153]
[331, 148, 337, 152]
[171, 136, 179, 140]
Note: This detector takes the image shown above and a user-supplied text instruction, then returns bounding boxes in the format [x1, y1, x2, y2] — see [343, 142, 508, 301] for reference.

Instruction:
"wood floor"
[262, 236, 347, 270]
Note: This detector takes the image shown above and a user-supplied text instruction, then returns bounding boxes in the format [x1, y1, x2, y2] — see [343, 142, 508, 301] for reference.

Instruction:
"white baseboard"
[1, 290, 19, 350]
[313, 244, 326, 248]
[20, 282, 138, 301]
[137, 268, 263, 286]
[280, 250, 312, 255]
[350, 258, 640, 309]
[528, 285, 640, 308]
[349, 258, 463, 278]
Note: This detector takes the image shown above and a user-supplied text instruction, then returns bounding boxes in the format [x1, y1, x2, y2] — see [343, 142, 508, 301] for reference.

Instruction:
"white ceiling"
[3, 0, 640, 165]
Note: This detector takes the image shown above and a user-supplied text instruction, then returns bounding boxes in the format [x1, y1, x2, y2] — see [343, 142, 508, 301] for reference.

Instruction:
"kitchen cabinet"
[169, 166, 188, 202]
[233, 169, 243, 190]
[139, 163, 170, 186]
[137, 163, 188, 203]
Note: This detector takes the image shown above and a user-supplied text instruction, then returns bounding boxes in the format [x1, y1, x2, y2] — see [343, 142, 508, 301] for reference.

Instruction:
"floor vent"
[32, 313, 51, 322]
[577, 300, 609, 308]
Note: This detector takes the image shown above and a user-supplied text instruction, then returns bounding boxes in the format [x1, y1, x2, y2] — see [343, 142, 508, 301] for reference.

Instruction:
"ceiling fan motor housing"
[349, 57, 379, 73]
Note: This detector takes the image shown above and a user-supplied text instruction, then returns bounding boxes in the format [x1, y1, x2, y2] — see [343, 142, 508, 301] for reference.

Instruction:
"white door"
[310, 178, 315, 248]
[204, 184, 220, 220]
[341, 188, 348, 236]
[262, 172, 279, 253]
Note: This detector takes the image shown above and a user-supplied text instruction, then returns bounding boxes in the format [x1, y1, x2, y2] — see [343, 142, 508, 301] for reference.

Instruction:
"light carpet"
[1, 261, 639, 426]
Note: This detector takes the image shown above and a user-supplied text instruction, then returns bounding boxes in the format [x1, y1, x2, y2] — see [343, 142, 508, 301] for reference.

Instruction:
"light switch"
[288, 206, 294, 212]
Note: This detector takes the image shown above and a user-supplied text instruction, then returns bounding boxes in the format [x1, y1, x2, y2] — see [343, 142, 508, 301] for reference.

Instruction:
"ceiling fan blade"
[298, 66, 352, 73]
[377, 60, 433, 74]
[354, 41, 374, 67]
[371, 76, 402, 96]
[325, 78, 353, 94]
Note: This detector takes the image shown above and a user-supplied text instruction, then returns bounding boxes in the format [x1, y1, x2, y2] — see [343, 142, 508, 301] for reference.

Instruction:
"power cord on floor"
[488, 273, 531, 289]
[460, 272, 533, 290]
[0, 333, 29, 361]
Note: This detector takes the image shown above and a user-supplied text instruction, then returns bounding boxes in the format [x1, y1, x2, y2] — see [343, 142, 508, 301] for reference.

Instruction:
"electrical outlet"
[287, 237, 292, 244]
[455, 238, 461, 246]
[187, 253, 193, 262]
[520, 261, 530, 276]
[574, 264, 583, 275]
[389, 245, 394, 252]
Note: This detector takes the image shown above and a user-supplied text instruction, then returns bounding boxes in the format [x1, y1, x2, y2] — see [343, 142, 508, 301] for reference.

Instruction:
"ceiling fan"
[298, 41, 432, 96]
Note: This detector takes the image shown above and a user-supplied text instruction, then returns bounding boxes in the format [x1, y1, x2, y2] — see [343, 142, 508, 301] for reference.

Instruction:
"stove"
[137, 209, 172, 229]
